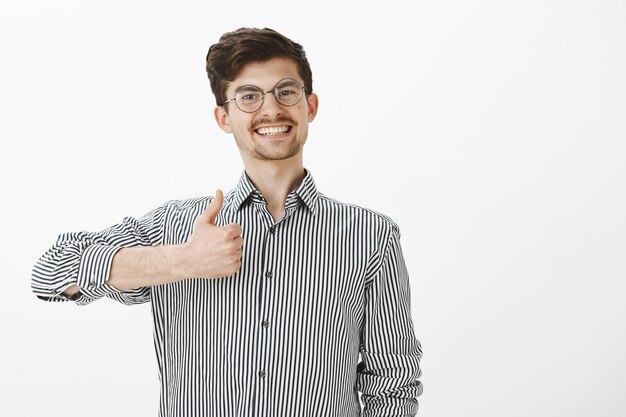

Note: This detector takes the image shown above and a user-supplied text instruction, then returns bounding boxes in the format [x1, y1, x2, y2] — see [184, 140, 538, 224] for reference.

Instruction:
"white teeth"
[256, 126, 289, 135]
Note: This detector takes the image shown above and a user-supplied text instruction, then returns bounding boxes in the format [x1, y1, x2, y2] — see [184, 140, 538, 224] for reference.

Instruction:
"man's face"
[214, 57, 318, 162]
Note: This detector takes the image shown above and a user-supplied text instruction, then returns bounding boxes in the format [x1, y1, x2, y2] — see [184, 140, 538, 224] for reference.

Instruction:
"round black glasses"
[222, 78, 307, 113]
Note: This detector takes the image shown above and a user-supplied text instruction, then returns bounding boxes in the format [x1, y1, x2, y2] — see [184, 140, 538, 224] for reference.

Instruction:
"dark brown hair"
[205, 27, 313, 106]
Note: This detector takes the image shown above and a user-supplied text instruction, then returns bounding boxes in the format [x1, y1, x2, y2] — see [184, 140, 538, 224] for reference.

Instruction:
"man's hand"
[180, 189, 244, 279]
[66, 190, 242, 295]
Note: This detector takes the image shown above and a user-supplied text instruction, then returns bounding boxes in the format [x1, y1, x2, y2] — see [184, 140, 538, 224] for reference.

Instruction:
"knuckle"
[228, 223, 243, 234]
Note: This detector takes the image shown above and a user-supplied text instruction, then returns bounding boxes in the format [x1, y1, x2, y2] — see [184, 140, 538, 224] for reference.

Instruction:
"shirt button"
[265, 271, 272, 279]
[258, 370, 266, 378]
[269, 226, 275, 234]
[88, 281, 97, 288]
[261, 320, 269, 328]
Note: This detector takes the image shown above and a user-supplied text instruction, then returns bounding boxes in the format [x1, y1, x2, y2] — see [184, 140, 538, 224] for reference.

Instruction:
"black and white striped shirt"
[32, 169, 423, 417]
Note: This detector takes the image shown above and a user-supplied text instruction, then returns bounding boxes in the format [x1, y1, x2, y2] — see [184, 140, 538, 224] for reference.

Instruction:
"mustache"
[251, 115, 295, 130]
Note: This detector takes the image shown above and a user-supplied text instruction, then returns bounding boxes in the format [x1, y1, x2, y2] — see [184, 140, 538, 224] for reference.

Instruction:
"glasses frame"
[222, 78, 308, 113]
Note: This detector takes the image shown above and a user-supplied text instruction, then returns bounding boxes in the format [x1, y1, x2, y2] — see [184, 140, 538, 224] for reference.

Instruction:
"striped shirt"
[32, 169, 423, 417]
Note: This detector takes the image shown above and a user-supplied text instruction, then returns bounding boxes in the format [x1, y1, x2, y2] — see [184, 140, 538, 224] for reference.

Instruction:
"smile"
[254, 125, 292, 136]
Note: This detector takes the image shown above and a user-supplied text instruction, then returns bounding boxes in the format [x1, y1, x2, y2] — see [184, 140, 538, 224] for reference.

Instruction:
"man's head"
[207, 28, 318, 164]
[206, 27, 313, 108]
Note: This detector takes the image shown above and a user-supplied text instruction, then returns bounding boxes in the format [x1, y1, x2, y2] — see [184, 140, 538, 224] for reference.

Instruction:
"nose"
[259, 91, 283, 116]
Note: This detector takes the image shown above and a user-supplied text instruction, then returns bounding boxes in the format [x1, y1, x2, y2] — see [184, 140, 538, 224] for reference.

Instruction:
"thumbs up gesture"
[181, 190, 244, 279]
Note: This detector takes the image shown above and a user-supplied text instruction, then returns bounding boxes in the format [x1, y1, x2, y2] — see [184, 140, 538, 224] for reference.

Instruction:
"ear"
[214, 106, 233, 133]
[306, 93, 319, 123]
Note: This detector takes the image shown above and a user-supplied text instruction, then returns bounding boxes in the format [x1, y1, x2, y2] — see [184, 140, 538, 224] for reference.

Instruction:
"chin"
[253, 145, 303, 161]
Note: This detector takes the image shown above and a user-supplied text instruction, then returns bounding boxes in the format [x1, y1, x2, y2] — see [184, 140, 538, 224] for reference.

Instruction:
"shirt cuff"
[75, 244, 124, 299]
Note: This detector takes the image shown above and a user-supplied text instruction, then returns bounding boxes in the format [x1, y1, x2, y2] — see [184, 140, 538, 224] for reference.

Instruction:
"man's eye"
[239, 92, 260, 102]
[279, 89, 297, 96]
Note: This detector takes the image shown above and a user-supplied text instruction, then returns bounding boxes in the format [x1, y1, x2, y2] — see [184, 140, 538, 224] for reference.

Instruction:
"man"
[32, 27, 423, 416]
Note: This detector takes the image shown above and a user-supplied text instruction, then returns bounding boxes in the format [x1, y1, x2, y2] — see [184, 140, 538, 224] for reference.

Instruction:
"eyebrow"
[234, 78, 302, 94]
[235, 85, 260, 93]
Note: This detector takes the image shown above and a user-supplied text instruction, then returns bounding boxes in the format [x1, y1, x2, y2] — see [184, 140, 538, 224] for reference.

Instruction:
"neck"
[243, 155, 305, 221]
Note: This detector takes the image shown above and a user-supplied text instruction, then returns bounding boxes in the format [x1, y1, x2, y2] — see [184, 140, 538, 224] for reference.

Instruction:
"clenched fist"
[180, 189, 244, 279]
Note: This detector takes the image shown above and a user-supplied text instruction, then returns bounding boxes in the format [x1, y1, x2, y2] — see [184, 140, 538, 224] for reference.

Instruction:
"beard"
[249, 137, 304, 161]
[234, 124, 307, 161]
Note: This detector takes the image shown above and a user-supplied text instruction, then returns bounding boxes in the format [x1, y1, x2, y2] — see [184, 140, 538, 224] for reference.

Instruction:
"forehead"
[228, 57, 303, 93]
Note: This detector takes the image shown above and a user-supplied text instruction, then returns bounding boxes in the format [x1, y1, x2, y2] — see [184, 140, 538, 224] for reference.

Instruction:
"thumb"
[199, 189, 223, 225]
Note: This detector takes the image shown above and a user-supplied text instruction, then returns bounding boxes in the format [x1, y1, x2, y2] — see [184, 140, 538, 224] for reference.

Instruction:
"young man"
[32, 28, 423, 416]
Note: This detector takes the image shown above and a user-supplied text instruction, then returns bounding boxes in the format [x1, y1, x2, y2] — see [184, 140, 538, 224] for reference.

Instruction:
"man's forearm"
[63, 245, 188, 297]
[106, 245, 189, 291]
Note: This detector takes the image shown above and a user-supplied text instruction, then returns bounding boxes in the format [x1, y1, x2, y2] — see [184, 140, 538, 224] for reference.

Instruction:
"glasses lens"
[274, 79, 303, 106]
[235, 86, 263, 112]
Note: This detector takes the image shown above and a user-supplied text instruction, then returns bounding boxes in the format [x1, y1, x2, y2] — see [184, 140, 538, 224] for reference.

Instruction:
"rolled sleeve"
[74, 244, 124, 301]
[357, 224, 423, 416]
[32, 202, 170, 305]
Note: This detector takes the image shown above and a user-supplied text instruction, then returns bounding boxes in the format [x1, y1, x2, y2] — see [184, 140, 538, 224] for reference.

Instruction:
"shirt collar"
[231, 168, 320, 214]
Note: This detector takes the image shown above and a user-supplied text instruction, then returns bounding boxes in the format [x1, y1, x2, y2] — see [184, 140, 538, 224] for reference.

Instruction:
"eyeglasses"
[222, 78, 307, 113]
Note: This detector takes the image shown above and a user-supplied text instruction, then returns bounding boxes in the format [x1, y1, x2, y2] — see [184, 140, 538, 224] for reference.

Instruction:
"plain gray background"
[1, 0, 625, 416]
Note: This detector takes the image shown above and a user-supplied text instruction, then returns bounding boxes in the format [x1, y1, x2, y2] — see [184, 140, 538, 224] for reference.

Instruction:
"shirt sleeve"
[356, 224, 423, 417]
[31, 201, 171, 306]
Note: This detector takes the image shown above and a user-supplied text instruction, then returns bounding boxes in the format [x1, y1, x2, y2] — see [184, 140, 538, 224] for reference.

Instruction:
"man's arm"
[32, 190, 243, 305]
[61, 244, 188, 297]
[356, 223, 423, 417]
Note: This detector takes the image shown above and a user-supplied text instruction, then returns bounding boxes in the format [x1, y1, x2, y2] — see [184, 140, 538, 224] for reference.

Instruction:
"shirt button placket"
[257, 223, 276, 413]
